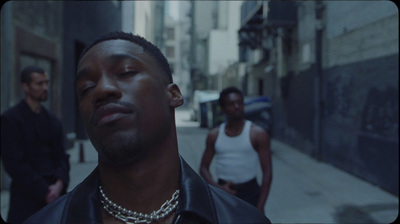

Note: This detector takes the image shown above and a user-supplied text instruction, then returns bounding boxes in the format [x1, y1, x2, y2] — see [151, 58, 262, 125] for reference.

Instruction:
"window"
[166, 28, 175, 40]
[166, 46, 175, 58]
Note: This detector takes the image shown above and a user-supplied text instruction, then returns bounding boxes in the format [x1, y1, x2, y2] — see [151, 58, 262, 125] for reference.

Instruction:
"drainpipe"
[315, 1, 324, 160]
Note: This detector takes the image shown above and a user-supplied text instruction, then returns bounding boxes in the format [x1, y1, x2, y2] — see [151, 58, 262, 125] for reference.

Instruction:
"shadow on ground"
[334, 203, 398, 223]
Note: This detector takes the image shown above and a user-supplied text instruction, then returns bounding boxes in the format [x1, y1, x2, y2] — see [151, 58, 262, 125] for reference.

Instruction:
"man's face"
[24, 72, 49, 102]
[75, 39, 174, 166]
[222, 92, 244, 120]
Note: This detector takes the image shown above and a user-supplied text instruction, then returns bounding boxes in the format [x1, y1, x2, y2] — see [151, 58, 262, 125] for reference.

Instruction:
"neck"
[98, 130, 181, 214]
[226, 118, 245, 129]
[224, 118, 245, 137]
[25, 97, 41, 114]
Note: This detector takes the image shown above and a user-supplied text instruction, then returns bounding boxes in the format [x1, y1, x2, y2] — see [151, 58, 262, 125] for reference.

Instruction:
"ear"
[22, 82, 30, 93]
[167, 83, 184, 108]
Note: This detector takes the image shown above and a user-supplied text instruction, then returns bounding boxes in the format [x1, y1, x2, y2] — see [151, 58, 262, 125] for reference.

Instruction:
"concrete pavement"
[174, 109, 398, 223]
[1, 109, 398, 223]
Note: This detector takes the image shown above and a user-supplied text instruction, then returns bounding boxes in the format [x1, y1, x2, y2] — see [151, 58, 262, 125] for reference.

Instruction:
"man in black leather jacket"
[25, 31, 270, 224]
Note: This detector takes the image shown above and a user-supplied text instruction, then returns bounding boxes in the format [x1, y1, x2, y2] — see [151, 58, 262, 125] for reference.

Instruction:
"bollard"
[79, 142, 85, 163]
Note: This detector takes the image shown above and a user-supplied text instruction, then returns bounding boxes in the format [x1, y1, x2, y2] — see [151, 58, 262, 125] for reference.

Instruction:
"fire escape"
[238, 1, 297, 96]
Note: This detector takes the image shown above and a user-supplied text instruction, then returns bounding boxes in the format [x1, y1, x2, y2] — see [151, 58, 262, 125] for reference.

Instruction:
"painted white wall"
[208, 1, 242, 76]
[133, 1, 153, 41]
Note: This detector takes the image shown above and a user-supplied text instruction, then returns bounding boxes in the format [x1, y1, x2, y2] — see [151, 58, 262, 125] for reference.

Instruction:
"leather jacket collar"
[65, 157, 218, 223]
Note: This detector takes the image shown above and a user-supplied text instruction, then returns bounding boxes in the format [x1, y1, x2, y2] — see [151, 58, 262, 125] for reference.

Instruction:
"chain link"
[99, 185, 179, 224]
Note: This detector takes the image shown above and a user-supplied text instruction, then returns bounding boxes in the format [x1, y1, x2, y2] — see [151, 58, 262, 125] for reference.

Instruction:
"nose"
[92, 75, 122, 106]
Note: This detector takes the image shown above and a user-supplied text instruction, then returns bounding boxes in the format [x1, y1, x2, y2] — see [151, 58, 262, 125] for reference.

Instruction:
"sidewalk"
[1, 109, 398, 223]
[175, 109, 398, 223]
[175, 109, 399, 223]
[264, 140, 398, 223]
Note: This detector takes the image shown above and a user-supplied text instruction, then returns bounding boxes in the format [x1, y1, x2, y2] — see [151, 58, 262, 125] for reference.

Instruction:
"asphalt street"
[1, 109, 398, 223]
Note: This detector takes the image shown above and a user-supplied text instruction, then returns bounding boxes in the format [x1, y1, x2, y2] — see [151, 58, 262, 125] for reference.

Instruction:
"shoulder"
[249, 121, 269, 139]
[2, 102, 23, 118]
[1, 104, 25, 126]
[206, 125, 221, 143]
[209, 185, 271, 223]
[209, 125, 221, 136]
[24, 193, 71, 224]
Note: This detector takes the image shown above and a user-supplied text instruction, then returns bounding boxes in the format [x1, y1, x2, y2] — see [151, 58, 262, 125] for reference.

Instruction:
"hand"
[46, 179, 63, 204]
[219, 182, 237, 195]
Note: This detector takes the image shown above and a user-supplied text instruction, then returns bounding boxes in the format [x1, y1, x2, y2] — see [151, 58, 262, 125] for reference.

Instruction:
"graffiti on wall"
[361, 86, 398, 139]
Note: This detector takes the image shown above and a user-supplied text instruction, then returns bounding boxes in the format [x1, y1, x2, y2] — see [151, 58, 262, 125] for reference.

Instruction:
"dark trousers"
[7, 176, 66, 223]
[218, 178, 260, 206]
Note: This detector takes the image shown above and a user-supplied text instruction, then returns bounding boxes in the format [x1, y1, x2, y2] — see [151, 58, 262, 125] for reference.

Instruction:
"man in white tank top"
[200, 86, 272, 214]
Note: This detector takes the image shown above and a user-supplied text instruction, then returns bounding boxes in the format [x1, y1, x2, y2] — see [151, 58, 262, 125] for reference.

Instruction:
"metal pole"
[314, 1, 324, 160]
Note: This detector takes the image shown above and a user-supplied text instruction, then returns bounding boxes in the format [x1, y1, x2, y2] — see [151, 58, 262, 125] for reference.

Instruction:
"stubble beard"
[94, 130, 145, 167]
[38, 90, 48, 102]
[92, 111, 174, 168]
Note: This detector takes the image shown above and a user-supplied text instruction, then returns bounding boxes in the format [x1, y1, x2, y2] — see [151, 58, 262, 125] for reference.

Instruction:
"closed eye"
[117, 71, 139, 78]
[78, 83, 96, 97]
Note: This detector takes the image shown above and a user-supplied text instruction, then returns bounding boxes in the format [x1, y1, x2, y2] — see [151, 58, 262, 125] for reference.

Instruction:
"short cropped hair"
[79, 31, 173, 83]
[20, 65, 45, 84]
[218, 86, 244, 107]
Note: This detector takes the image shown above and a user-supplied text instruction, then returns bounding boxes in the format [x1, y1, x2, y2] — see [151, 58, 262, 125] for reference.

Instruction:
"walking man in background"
[200, 86, 273, 214]
[1, 65, 70, 223]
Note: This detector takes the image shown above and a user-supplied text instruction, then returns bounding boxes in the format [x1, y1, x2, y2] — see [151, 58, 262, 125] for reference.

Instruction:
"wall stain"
[361, 86, 398, 139]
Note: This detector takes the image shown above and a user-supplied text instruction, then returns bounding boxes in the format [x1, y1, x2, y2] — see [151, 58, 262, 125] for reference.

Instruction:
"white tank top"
[214, 120, 258, 184]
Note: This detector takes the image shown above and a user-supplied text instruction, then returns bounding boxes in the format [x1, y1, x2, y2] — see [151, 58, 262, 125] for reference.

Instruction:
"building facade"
[164, 1, 191, 102]
[207, 1, 243, 90]
[189, 1, 217, 92]
[1, 1, 122, 189]
[61, 1, 122, 143]
[239, 0, 398, 195]
[1, 1, 64, 116]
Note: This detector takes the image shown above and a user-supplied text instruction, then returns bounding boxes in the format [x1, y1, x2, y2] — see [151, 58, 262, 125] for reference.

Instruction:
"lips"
[91, 103, 134, 127]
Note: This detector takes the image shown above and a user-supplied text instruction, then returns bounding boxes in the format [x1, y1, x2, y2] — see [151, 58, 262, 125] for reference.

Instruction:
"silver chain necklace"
[99, 185, 179, 224]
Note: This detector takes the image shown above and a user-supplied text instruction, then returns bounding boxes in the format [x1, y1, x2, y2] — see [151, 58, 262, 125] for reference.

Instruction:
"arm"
[200, 128, 236, 195]
[53, 119, 70, 191]
[251, 125, 273, 214]
[46, 118, 70, 203]
[1, 115, 49, 201]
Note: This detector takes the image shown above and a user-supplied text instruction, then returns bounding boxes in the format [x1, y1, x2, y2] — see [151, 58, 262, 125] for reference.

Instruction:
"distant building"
[188, 1, 243, 98]
[164, 1, 191, 103]
[130, 0, 165, 48]
[207, 1, 242, 90]
[188, 1, 217, 92]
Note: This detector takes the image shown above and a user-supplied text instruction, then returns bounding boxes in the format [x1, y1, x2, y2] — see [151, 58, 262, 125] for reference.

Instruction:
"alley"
[1, 109, 398, 223]
[174, 109, 398, 223]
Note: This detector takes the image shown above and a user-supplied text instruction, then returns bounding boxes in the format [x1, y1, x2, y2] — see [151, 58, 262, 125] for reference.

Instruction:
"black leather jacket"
[25, 157, 270, 224]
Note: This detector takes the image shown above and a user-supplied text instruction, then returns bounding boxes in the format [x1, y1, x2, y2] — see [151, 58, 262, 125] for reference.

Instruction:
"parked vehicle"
[192, 92, 272, 133]
[190, 90, 219, 122]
